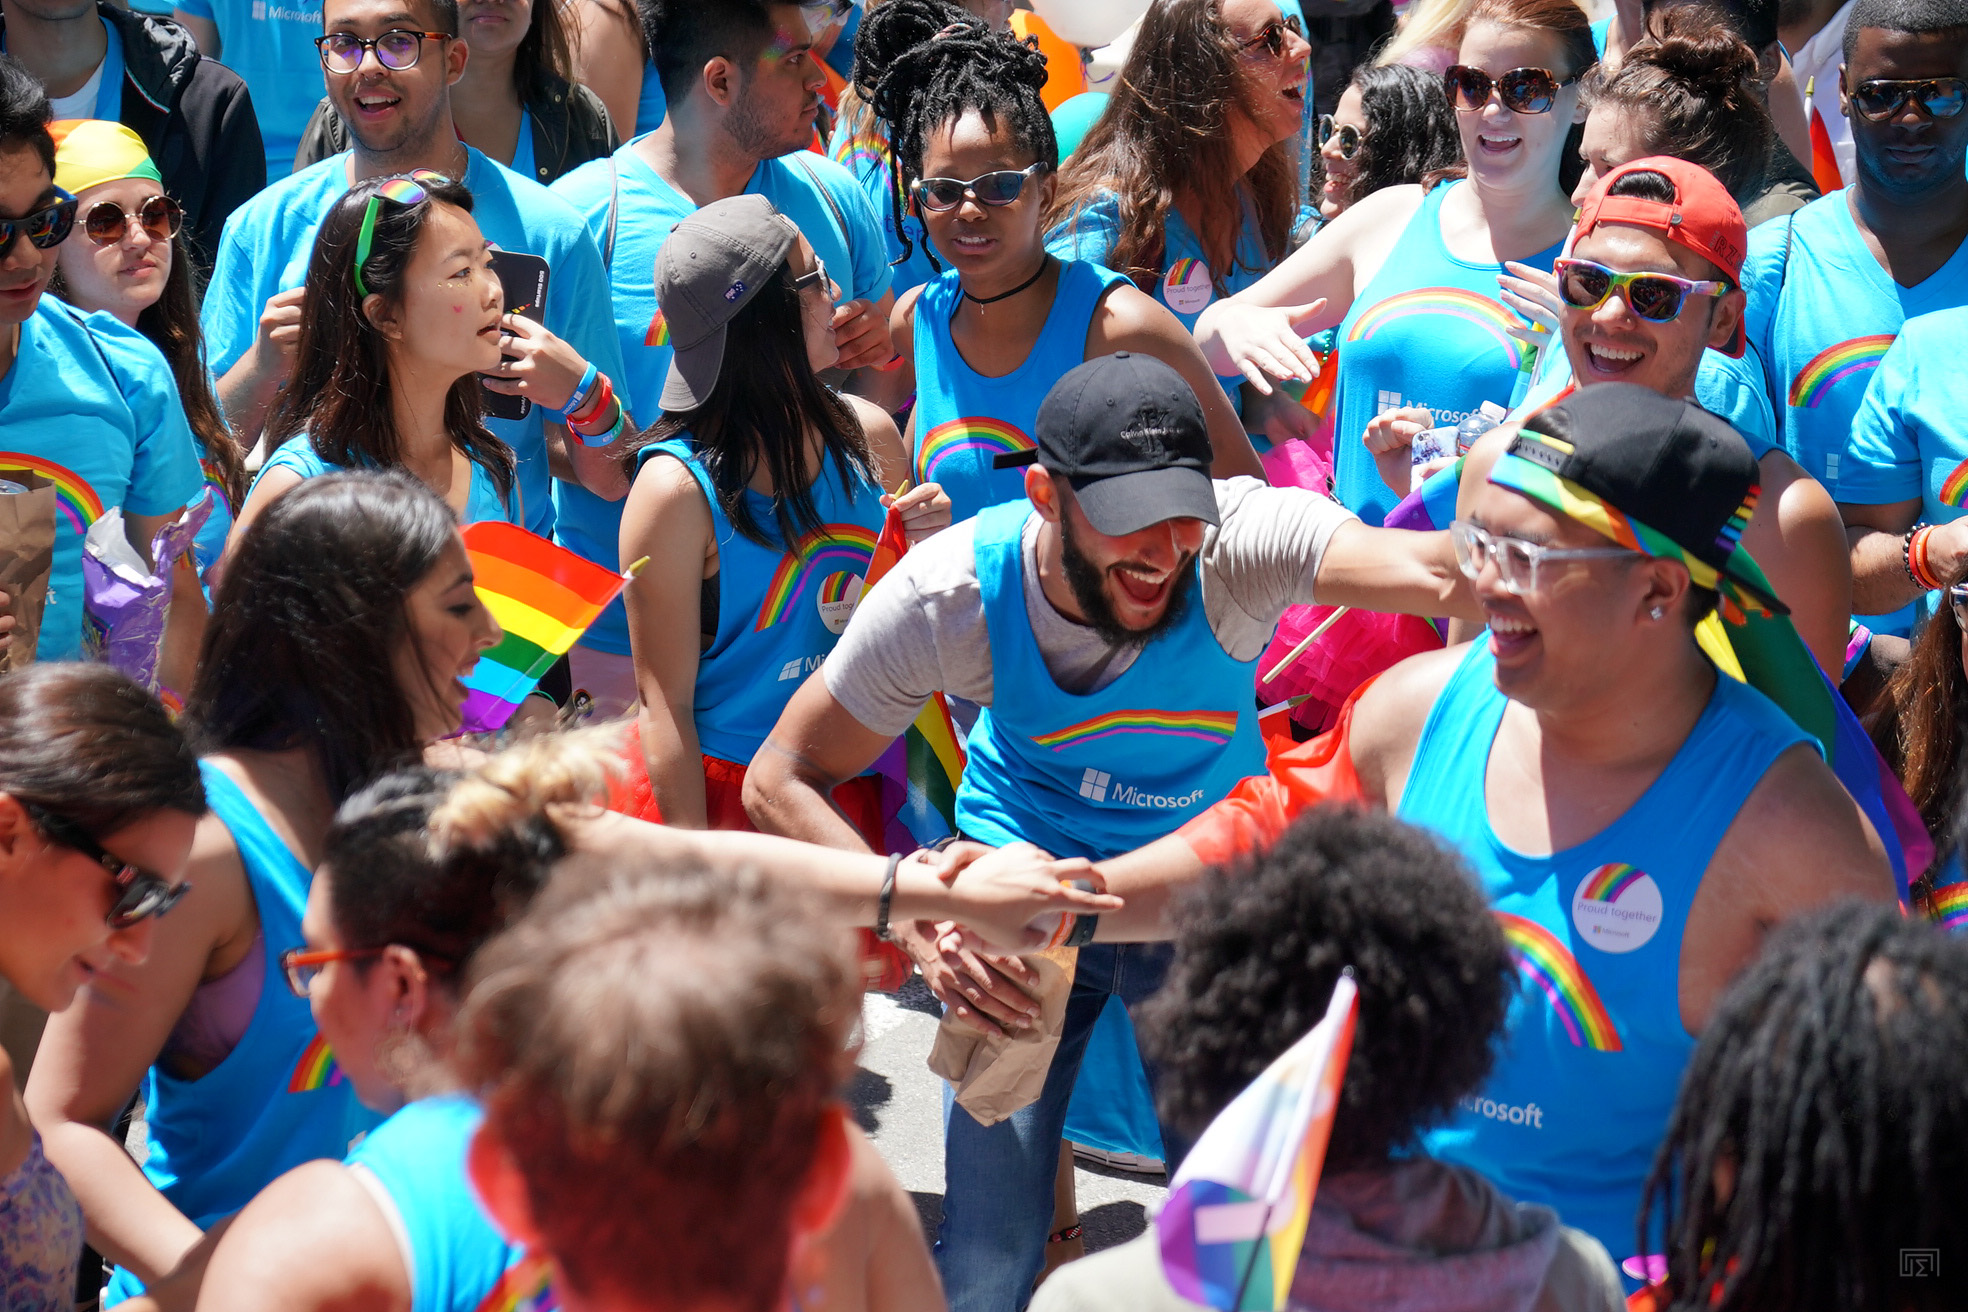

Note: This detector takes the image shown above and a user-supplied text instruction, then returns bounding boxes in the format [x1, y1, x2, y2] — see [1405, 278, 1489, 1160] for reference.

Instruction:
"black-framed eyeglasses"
[1847, 76, 1966, 122]
[1236, 12, 1304, 59]
[21, 800, 188, 929]
[314, 29, 451, 75]
[1445, 64, 1581, 114]
[0, 189, 77, 261]
[82, 195, 182, 247]
[911, 162, 1048, 212]
[1317, 115, 1363, 159]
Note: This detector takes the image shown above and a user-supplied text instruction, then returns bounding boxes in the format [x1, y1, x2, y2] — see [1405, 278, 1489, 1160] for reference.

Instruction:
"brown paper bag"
[927, 945, 1078, 1126]
[0, 469, 57, 671]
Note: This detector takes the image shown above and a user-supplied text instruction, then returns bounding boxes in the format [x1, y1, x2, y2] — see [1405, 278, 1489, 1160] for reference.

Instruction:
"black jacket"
[293, 73, 617, 186]
[2, 5, 268, 273]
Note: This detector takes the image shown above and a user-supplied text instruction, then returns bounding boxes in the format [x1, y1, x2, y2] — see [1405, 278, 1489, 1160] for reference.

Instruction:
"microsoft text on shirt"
[1076, 768, 1204, 810]
[252, 2, 325, 22]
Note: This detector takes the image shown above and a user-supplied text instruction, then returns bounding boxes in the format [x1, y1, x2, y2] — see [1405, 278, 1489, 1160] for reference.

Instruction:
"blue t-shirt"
[252, 435, 519, 526]
[636, 60, 667, 136]
[1839, 308, 1968, 527]
[828, 115, 941, 298]
[0, 299, 202, 661]
[172, 0, 325, 177]
[202, 147, 625, 541]
[549, 140, 893, 654]
[1514, 344, 1778, 458]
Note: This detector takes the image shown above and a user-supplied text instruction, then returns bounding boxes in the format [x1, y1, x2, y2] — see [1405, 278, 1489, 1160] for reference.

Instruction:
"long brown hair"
[1868, 610, 1968, 878]
[1433, 0, 1598, 197]
[1046, 0, 1300, 290]
[513, 0, 577, 102]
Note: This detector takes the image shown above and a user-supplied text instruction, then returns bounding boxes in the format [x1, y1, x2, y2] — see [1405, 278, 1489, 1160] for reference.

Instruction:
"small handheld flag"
[458, 522, 639, 733]
[1158, 973, 1358, 1311]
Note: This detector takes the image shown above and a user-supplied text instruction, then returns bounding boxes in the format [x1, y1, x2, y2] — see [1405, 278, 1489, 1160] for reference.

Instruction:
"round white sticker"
[816, 572, 864, 636]
[1570, 863, 1664, 954]
[1162, 259, 1216, 315]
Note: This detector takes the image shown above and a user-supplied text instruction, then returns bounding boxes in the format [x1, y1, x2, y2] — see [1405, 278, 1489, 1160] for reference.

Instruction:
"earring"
[1650, 606, 1666, 620]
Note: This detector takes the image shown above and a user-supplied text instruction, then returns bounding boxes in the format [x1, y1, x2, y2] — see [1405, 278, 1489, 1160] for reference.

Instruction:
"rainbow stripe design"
[1496, 913, 1622, 1052]
[755, 523, 880, 630]
[831, 130, 889, 175]
[459, 523, 637, 732]
[287, 1033, 345, 1093]
[1159, 976, 1357, 1311]
[473, 1254, 558, 1312]
[1032, 709, 1240, 751]
[1926, 883, 1968, 934]
[1938, 459, 1968, 509]
[1578, 862, 1647, 903]
[1167, 257, 1204, 284]
[915, 418, 1033, 485]
[818, 571, 859, 605]
[1344, 287, 1523, 370]
[0, 452, 104, 537]
[644, 308, 670, 347]
[374, 175, 427, 204]
[1786, 334, 1894, 409]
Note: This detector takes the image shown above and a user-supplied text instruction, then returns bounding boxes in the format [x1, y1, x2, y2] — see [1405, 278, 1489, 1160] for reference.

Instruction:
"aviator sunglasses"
[1846, 76, 1967, 122]
[0, 189, 77, 260]
[911, 162, 1048, 212]
[1317, 115, 1363, 159]
[1445, 64, 1580, 114]
[82, 195, 182, 247]
[1553, 258, 1730, 322]
[21, 800, 189, 929]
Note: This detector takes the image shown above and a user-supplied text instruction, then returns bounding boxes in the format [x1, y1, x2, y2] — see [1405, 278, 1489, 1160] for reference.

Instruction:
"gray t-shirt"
[823, 477, 1355, 737]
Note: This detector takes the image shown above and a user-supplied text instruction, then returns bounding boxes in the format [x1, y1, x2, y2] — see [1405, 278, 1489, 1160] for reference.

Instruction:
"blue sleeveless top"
[111, 764, 381, 1303]
[1332, 181, 1561, 525]
[955, 501, 1265, 862]
[634, 435, 886, 766]
[911, 258, 1128, 525]
[635, 61, 667, 135]
[346, 1095, 550, 1312]
[1399, 643, 1810, 1271]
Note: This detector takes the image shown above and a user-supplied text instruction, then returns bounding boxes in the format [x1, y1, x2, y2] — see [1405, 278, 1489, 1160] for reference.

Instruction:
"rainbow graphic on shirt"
[0, 452, 104, 538]
[817, 571, 860, 605]
[286, 1033, 346, 1093]
[472, 1253, 558, 1312]
[915, 418, 1033, 485]
[644, 308, 670, 347]
[1577, 862, 1647, 903]
[1495, 913, 1622, 1052]
[831, 130, 890, 176]
[1031, 708, 1240, 751]
[1344, 287, 1524, 370]
[1925, 882, 1968, 933]
[1937, 459, 1968, 509]
[754, 523, 880, 630]
[1786, 334, 1895, 409]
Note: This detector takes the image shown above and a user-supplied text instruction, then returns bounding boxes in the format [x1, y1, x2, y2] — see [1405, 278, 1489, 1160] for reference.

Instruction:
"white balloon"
[1029, 0, 1151, 48]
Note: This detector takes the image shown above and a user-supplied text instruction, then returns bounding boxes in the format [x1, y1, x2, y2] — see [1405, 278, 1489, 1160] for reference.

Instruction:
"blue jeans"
[934, 942, 1187, 1312]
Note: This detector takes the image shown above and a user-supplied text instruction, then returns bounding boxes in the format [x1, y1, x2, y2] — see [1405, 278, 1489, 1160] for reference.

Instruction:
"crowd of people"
[1, 0, 1966, 1310]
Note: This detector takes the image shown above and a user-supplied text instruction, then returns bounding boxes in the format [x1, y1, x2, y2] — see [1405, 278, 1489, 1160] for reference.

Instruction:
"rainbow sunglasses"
[353, 169, 452, 297]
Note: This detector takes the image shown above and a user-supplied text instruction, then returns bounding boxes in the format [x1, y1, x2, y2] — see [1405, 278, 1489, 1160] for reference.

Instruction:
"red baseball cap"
[1574, 156, 1747, 357]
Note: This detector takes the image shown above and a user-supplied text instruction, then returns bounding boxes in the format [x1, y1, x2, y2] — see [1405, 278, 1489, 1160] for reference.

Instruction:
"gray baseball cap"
[656, 194, 802, 412]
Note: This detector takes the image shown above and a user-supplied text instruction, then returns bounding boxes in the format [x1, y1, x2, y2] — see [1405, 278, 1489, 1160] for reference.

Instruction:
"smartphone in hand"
[484, 249, 550, 422]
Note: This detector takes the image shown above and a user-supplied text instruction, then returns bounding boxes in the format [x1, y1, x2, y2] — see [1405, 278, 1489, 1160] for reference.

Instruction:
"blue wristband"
[558, 361, 600, 419]
[572, 398, 627, 448]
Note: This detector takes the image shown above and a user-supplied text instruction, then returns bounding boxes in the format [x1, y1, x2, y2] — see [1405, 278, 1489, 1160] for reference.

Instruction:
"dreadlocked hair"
[864, 0, 1056, 270]
[1047, 0, 1300, 290]
[1638, 902, 1968, 1312]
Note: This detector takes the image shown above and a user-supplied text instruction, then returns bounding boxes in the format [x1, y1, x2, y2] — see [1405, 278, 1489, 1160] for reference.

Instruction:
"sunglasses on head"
[1236, 12, 1304, 59]
[1445, 64, 1580, 114]
[1317, 115, 1363, 159]
[1847, 76, 1967, 122]
[314, 28, 450, 74]
[21, 800, 188, 930]
[911, 162, 1048, 213]
[1554, 257, 1730, 322]
[353, 169, 452, 296]
[0, 189, 77, 261]
[82, 194, 182, 247]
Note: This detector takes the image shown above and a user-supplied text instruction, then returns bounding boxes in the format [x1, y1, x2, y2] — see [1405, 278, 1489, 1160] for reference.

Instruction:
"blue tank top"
[635, 60, 667, 135]
[1399, 643, 1809, 1270]
[911, 259, 1128, 525]
[634, 435, 886, 766]
[346, 1095, 549, 1312]
[1332, 181, 1560, 525]
[955, 501, 1265, 862]
[111, 764, 380, 1303]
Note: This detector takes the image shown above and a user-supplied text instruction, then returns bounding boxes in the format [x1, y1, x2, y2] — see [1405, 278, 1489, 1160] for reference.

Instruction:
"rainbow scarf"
[458, 522, 639, 732]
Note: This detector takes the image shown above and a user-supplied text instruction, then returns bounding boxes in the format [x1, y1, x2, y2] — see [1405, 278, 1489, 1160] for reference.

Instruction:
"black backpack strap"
[790, 150, 851, 255]
[604, 156, 622, 267]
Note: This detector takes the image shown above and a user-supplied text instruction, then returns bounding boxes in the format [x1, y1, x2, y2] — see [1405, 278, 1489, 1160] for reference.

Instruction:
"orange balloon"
[1010, 9, 1089, 112]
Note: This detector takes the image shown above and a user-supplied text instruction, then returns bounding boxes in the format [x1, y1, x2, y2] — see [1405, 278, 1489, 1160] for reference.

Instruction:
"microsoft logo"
[1078, 768, 1111, 802]
[1377, 389, 1404, 413]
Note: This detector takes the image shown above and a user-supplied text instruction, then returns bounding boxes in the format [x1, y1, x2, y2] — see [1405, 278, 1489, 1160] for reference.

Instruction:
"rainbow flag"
[1158, 975, 1358, 1311]
[459, 522, 638, 733]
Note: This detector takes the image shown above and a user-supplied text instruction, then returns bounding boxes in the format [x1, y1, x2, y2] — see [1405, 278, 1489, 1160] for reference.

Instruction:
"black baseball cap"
[1491, 383, 1786, 618]
[995, 352, 1218, 536]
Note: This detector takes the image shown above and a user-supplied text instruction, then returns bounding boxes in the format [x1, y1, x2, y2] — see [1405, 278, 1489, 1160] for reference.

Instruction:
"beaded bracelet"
[1909, 524, 1946, 591]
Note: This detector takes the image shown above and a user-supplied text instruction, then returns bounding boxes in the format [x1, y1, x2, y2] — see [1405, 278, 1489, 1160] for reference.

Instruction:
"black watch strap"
[875, 853, 903, 941]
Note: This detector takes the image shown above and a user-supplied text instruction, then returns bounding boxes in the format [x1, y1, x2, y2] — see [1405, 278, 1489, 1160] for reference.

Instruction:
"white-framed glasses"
[1450, 519, 1638, 595]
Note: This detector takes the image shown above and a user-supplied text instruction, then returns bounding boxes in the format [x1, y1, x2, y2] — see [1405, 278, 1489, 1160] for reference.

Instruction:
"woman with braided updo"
[869, 1, 1262, 525]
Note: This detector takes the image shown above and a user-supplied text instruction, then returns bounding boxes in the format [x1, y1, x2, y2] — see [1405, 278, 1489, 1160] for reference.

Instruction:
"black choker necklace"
[962, 255, 1052, 306]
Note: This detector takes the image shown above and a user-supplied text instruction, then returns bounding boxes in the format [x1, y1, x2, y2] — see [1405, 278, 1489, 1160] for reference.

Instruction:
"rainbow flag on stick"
[459, 522, 640, 733]
[1159, 973, 1358, 1311]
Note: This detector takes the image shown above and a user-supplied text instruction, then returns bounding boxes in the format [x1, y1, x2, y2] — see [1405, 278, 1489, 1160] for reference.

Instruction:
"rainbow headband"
[353, 170, 450, 297]
[1488, 437, 1784, 625]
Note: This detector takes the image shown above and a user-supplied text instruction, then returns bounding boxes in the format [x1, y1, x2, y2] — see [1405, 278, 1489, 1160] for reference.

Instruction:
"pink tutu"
[1256, 604, 1444, 735]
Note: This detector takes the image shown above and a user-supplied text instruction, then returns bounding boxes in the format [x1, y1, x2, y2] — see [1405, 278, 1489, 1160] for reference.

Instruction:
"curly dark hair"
[1319, 62, 1464, 211]
[1639, 902, 1968, 1312]
[1139, 806, 1515, 1171]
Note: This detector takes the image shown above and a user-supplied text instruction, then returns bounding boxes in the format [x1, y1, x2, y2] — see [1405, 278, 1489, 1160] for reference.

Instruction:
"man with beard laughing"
[744, 350, 1478, 1305]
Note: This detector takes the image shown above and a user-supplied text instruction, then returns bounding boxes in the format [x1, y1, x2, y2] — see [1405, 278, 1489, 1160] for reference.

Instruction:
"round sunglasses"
[0, 191, 77, 260]
[1317, 115, 1363, 159]
[1554, 258, 1731, 322]
[1236, 12, 1304, 59]
[82, 194, 182, 247]
[22, 800, 188, 930]
[1445, 64, 1580, 115]
[314, 28, 450, 75]
[911, 162, 1048, 213]
[1847, 76, 1966, 122]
